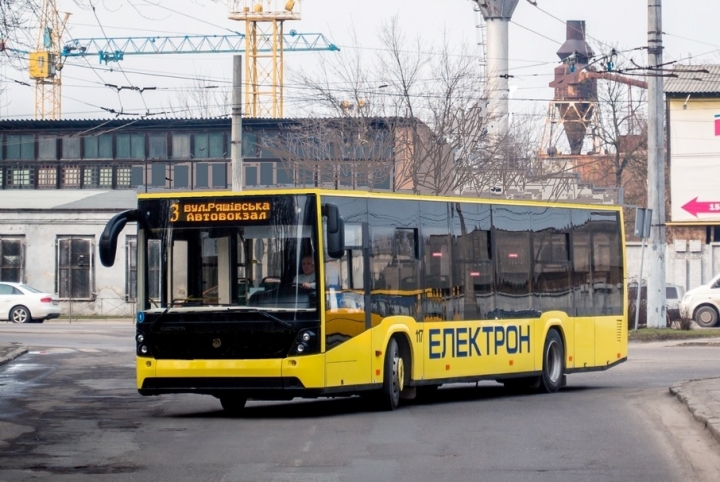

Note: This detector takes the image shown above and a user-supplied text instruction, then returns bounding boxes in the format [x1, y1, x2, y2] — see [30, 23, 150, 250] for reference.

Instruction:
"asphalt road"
[1, 322, 719, 482]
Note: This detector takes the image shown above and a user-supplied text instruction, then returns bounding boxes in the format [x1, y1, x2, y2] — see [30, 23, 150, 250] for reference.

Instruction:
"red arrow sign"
[681, 197, 720, 217]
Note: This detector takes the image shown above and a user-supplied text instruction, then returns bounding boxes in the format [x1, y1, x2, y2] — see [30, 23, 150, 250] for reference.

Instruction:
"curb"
[669, 382, 720, 444]
[0, 343, 28, 366]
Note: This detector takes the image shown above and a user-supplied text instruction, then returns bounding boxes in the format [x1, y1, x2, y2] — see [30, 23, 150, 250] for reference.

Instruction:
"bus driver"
[294, 256, 316, 289]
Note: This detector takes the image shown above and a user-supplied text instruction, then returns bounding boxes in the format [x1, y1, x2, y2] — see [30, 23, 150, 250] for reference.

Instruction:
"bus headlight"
[288, 329, 318, 357]
[136, 329, 152, 357]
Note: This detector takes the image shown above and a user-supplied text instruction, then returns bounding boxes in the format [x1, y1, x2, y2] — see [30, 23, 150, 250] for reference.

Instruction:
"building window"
[62, 137, 81, 160]
[260, 161, 274, 185]
[131, 166, 144, 187]
[5, 135, 35, 160]
[62, 166, 80, 188]
[242, 132, 258, 157]
[245, 164, 258, 186]
[259, 131, 280, 158]
[0, 236, 25, 282]
[38, 166, 58, 188]
[212, 163, 227, 188]
[7, 167, 33, 189]
[117, 134, 145, 159]
[196, 163, 208, 188]
[117, 166, 132, 188]
[37, 136, 57, 160]
[57, 236, 93, 299]
[151, 163, 167, 187]
[173, 164, 189, 188]
[277, 164, 293, 185]
[149, 134, 168, 159]
[126, 236, 137, 301]
[83, 134, 113, 159]
[83, 166, 99, 188]
[172, 133, 191, 159]
[99, 167, 113, 188]
[194, 133, 224, 159]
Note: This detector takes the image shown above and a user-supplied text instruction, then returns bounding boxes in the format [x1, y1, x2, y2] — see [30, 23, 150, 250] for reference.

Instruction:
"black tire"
[10, 306, 30, 324]
[219, 396, 247, 415]
[694, 306, 719, 328]
[378, 337, 404, 411]
[539, 329, 564, 393]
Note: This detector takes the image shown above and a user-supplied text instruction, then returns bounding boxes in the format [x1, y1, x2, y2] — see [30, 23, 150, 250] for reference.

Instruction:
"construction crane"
[228, 0, 303, 118]
[2, 0, 336, 119]
[29, 0, 70, 120]
[62, 30, 336, 119]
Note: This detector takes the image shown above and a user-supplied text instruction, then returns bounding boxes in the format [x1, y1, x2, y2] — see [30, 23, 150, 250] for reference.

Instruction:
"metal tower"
[473, 0, 520, 138]
[471, 0, 488, 84]
[228, 0, 301, 118]
[30, 0, 70, 120]
[539, 20, 648, 171]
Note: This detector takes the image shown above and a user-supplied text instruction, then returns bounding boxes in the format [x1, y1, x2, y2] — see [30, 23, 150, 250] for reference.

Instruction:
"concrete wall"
[0, 209, 137, 317]
[626, 241, 720, 290]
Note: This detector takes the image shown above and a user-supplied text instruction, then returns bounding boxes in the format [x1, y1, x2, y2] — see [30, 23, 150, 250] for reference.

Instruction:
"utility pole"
[646, 0, 666, 327]
[231, 55, 243, 191]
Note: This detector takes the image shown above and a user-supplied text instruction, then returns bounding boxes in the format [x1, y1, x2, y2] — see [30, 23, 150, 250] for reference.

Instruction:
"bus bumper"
[137, 354, 326, 398]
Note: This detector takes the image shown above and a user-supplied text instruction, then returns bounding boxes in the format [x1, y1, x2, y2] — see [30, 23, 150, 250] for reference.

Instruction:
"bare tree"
[167, 74, 231, 118]
[283, 17, 542, 196]
[582, 76, 648, 235]
[0, 0, 40, 70]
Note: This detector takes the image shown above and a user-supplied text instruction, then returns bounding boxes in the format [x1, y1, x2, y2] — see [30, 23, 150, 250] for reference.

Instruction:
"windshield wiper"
[150, 305, 173, 332]
[252, 309, 293, 328]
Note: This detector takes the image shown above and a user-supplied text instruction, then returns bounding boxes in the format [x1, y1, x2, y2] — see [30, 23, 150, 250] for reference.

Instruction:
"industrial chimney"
[474, 0, 520, 138]
[548, 20, 597, 155]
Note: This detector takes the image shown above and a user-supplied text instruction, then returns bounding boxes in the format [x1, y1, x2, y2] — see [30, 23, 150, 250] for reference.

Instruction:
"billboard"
[670, 98, 720, 223]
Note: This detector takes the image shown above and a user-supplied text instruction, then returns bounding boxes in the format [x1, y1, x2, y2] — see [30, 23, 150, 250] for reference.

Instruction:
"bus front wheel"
[220, 395, 247, 415]
[379, 337, 404, 410]
[539, 330, 564, 393]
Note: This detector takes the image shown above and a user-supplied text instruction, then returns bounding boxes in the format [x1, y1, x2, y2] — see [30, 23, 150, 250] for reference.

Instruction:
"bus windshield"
[139, 194, 318, 312]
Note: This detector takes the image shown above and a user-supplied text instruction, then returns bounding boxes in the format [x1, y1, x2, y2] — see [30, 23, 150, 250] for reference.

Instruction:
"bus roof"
[137, 188, 623, 213]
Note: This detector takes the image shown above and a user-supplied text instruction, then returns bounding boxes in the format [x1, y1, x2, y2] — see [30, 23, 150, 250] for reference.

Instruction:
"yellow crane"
[29, 0, 70, 120]
[228, 0, 301, 118]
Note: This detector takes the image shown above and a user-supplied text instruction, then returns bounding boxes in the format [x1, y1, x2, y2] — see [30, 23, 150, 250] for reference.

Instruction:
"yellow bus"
[99, 189, 627, 412]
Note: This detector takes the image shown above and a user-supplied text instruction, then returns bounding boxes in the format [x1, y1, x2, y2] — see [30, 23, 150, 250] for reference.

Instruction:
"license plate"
[52, 301, 59, 305]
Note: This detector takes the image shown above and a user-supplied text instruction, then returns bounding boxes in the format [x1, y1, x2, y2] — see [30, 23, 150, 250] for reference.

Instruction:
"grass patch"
[629, 328, 720, 342]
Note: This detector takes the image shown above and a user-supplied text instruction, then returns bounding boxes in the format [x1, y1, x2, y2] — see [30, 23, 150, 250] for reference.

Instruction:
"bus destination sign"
[169, 201, 272, 223]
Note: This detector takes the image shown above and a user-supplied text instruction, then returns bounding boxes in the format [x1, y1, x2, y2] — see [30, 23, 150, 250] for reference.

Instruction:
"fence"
[61, 296, 136, 321]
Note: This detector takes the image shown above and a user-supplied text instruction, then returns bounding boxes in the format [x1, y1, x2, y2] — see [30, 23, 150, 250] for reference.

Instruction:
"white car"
[0, 282, 61, 323]
[679, 274, 720, 328]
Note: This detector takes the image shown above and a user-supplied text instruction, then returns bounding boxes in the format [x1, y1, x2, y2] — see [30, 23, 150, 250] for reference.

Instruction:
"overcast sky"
[1, 0, 718, 120]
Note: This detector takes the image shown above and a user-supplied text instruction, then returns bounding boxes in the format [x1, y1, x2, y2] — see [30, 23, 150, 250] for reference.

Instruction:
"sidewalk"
[0, 342, 27, 366]
[669, 378, 720, 443]
[1, 338, 720, 445]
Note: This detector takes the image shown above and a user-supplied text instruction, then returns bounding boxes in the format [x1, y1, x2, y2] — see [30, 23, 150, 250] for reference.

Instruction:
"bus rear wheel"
[378, 337, 404, 411]
[219, 395, 247, 415]
[539, 329, 564, 393]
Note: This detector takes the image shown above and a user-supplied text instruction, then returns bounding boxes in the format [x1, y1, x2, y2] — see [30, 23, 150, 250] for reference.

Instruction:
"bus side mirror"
[323, 203, 345, 259]
[99, 209, 137, 267]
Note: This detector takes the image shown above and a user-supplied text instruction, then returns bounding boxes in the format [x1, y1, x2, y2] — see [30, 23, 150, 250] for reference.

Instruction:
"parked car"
[680, 274, 720, 328]
[0, 282, 61, 323]
[628, 282, 687, 327]
[666, 284, 685, 323]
